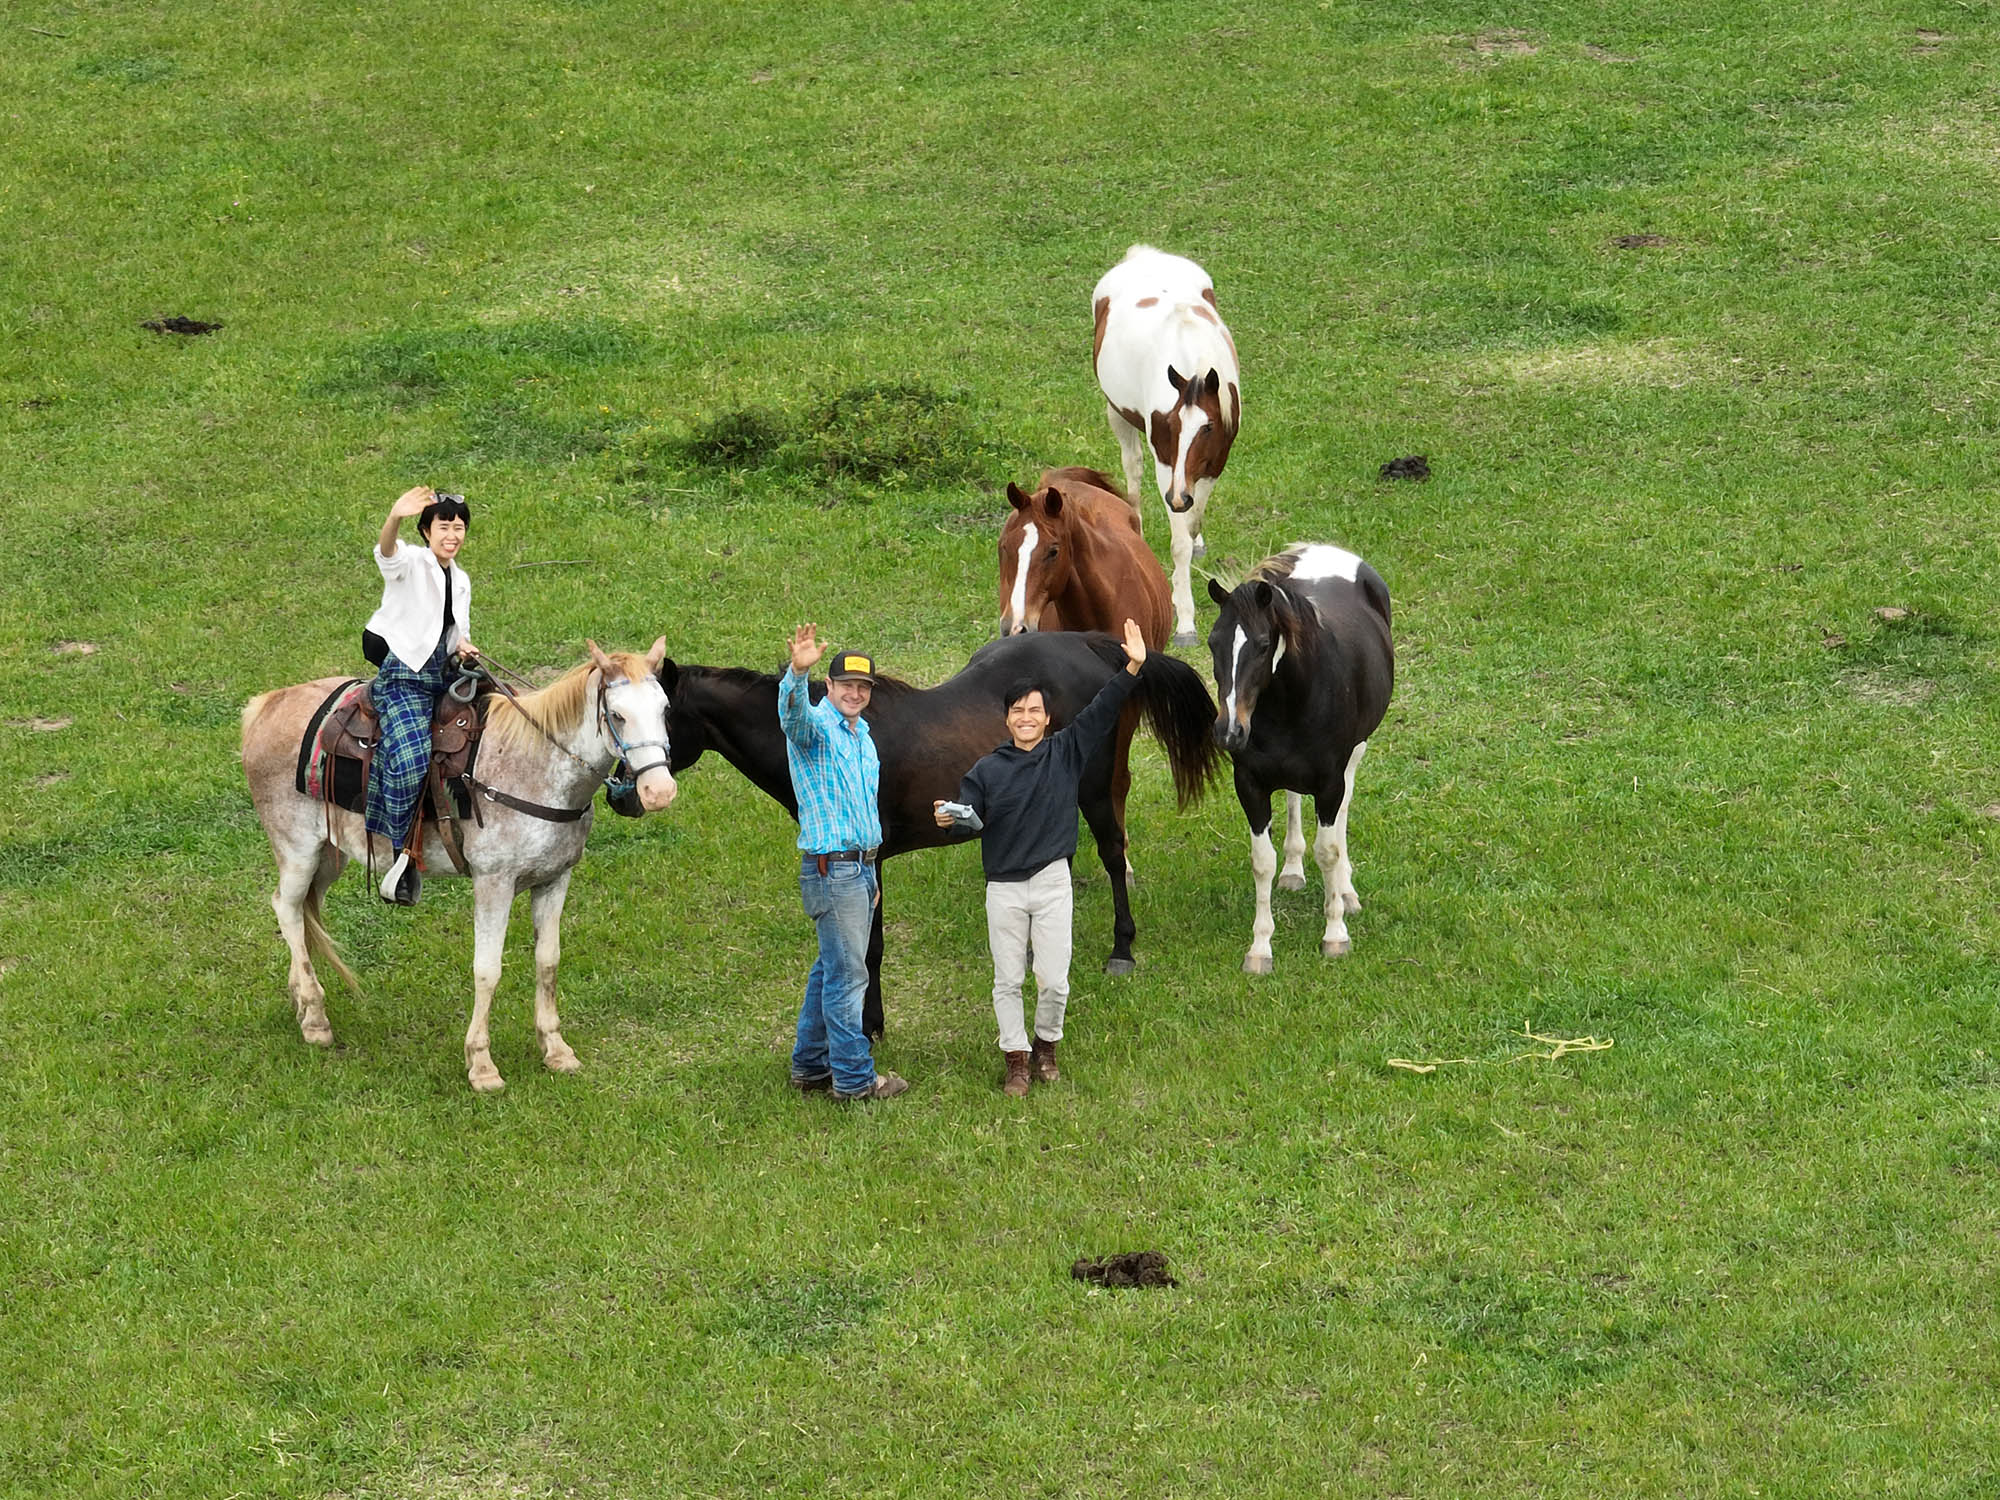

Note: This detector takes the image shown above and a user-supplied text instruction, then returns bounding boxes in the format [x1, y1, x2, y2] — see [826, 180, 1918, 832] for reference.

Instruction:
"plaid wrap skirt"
[364, 635, 454, 848]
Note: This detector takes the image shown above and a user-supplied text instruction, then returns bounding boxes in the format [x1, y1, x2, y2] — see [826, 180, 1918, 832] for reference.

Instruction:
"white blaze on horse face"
[1006, 521, 1039, 634]
[1171, 407, 1211, 510]
[1224, 624, 1248, 728]
[1287, 544, 1363, 583]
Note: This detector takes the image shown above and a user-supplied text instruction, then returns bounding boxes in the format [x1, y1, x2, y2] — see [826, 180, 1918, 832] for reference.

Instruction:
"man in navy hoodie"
[934, 618, 1147, 1097]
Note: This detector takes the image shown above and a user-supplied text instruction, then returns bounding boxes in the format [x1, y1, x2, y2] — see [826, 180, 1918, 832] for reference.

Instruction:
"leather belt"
[812, 848, 878, 876]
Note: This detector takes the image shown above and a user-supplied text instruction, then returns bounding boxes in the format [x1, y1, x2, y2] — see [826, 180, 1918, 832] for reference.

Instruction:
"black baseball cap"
[827, 650, 876, 682]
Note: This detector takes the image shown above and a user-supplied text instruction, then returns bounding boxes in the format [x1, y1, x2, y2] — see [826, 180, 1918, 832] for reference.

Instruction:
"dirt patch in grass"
[1457, 29, 1539, 62]
[669, 383, 1004, 489]
[1073, 1251, 1179, 1288]
[1609, 233, 1674, 249]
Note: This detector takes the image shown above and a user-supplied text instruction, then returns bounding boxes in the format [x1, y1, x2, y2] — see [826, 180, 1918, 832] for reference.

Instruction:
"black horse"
[1207, 543, 1394, 974]
[659, 631, 1219, 1037]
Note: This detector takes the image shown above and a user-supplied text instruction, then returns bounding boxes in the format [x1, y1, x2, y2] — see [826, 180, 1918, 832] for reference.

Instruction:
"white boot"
[378, 849, 410, 902]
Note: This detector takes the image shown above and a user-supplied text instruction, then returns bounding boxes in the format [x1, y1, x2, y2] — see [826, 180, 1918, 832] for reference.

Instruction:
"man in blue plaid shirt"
[779, 624, 909, 1102]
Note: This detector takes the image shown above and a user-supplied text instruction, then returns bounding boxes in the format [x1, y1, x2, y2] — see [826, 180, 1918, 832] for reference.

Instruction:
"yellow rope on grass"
[1386, 1026, 1614, 1074]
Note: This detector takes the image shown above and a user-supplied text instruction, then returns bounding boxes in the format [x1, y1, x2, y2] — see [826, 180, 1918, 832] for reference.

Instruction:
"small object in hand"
[140, 316, 223, 336]
[1379, 455, 1429, 482]
[938, 800, 983, 831]
[1071, 1251, 1178, 1289]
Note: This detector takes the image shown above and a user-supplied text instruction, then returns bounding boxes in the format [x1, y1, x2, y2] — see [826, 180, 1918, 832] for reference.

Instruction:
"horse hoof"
[1172, 631, 1199, 648]
[1242, 953, 1274, 976]
[1278, 873, 1306, 893]
[1103, 957, 1136, 977]
[1321, 939, 1350, 958]
[1192, 539, 1207, 559]
[468, 1063, 506, 1094]
[301, 1024, 333, 1048]
[543, 1044, 582, 1074]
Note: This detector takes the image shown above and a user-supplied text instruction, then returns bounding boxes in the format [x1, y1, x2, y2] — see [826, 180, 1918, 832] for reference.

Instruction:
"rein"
[458, 651, 671, 823]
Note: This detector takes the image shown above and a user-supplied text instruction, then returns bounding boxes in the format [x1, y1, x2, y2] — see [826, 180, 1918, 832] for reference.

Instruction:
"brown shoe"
[1002, 1050, 1031, 1098]
[1031, 1036, 1059, 1084]
[834, 1072, 909, 1102]
[789, 1071, 834, 1093]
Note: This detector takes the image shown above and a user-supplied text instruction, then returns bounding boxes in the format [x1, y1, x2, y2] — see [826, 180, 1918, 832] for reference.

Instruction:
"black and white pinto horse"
[1208, 545, 1393, 973]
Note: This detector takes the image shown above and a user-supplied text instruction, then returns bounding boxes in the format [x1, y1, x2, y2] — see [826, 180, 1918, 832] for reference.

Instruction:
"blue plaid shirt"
[779, 666, 883, 854]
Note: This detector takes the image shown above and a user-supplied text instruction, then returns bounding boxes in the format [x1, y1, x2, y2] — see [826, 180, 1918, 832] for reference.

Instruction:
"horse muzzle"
[635, 764, 678, 812]
[1170, 489, 1197, 513]
[1213, 717, 1250, 753]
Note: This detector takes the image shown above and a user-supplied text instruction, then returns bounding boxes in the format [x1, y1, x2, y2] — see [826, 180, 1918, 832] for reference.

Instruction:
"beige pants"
[986, 859, 1073, 1051]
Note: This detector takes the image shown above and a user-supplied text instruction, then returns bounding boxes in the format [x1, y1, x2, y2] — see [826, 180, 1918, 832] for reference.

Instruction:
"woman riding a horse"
[364, 484, 479, 904]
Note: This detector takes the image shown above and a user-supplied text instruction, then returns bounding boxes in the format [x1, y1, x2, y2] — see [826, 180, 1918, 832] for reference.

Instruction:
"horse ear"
[1006, 481, 1030, 511]
[1202, 368, 1220, 399]
[586, 639, 614, 674]
[1166, 364, 1186, 395]
[1252, 582, 1273, 611]
[657, 657, 680, 694]
[646, 635, 668, 671]
[1208, 577, 1231, 607]
[1044, 489, 1062, 518]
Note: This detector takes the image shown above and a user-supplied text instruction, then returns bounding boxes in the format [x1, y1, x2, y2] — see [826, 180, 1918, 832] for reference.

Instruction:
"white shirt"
[366, 543, 471, 671]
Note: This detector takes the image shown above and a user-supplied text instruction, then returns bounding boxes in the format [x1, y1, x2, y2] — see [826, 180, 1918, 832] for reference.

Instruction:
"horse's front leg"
[466, 874, 514, 1092]
[1236, 769, 1277, 975]
[1278, 791, 1307, 892]
[529, 870, 581, 1073]
[1165, 507, 1198, 645]
[862, 864, 886, 1042]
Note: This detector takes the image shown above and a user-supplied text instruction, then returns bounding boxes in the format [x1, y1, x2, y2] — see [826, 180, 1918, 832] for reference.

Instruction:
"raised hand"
[789, 623, 826, 673]
[1122, 617, 1147, 673]
[390, 485, 435, 520]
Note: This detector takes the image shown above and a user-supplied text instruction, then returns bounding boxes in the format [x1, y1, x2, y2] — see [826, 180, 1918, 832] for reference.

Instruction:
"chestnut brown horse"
[998, 466, 1172, 649]
[997, 466, 1175, 881]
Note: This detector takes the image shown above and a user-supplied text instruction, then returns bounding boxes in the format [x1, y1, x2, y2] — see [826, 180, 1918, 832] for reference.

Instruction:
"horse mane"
[1040, 465, 1125, 500]
[483, 653, 655, 755]
[1237, 552, 1318, 661]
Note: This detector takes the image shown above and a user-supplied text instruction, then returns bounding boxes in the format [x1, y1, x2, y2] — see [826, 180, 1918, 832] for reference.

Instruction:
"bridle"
[461, 654, 672, 821]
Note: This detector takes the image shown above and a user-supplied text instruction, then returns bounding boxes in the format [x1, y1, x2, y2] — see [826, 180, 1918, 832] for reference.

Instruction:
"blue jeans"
[793, 857, 878, 1095]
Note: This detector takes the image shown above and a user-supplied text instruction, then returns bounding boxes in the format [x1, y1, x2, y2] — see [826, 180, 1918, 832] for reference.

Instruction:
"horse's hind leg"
[1112, 707, 1138, 885]
[1105, 404, 1148, 531]
[1083, 783, 1136, 976]
[528, 871, 581, 1074]
[273, 845, 334, 1045]
[1314, 743, 1368, 957]
[1278, 792, 1307, 892]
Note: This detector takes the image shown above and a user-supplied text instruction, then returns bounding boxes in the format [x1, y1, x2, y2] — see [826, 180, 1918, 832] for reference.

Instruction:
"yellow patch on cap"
[842, 656, 870, 673]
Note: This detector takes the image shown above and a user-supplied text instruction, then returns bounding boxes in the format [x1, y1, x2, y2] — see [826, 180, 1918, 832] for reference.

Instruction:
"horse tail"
[1129, 653, 1222, 809]
[240, 689, 279, 744]
[303, 875, 359, 993]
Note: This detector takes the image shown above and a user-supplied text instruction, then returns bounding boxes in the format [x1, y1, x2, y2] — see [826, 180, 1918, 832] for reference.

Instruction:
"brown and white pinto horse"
[1093, 245, 1241, 645]
[1207, 546, 1393, 974]
[997, 465, 1173, 879]
[241, 641, 677, 1091]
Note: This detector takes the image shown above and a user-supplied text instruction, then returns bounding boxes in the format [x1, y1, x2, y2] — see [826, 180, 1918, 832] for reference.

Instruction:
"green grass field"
[4, 1, 1999, 1494]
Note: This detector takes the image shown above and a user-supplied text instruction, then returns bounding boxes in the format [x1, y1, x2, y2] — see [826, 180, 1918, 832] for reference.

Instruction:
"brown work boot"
[1002, 1050, 1031, 1098]
[1031, 1036, 1059, 1084]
